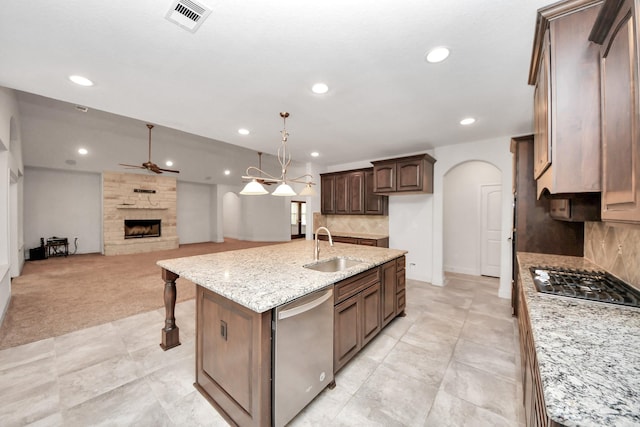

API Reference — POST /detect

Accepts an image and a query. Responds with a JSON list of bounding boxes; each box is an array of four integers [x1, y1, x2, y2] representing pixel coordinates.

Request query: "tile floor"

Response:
[[0, 274, 523, 426]]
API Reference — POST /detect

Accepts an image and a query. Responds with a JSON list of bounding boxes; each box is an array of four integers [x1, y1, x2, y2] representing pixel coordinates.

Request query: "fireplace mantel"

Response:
[[116, 206, 169, 210]]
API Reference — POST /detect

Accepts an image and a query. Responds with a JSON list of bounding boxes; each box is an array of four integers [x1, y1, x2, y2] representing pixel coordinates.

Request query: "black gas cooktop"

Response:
[[530, 267, 640, 308]]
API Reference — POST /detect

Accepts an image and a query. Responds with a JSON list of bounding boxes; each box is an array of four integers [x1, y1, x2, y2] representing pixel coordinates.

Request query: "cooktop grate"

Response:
[[529, 267, 640, 308]]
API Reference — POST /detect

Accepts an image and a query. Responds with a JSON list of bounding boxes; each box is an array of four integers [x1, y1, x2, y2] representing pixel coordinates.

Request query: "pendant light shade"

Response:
[[240, 179, 269, 195], [299, 183, 316, 196], [272, 182, 296, 197]]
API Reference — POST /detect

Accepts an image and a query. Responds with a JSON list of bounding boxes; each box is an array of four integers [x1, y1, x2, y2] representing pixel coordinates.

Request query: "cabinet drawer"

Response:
[[396, 273, 406, 293], [359, 238, 377, 246], [334, 269, 380, 304], [396, 289, 406, 313], [396, 256, 406, 272]]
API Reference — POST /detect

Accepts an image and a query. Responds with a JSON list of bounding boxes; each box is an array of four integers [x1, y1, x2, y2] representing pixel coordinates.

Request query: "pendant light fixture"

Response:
[[240, 112, 316, 196]]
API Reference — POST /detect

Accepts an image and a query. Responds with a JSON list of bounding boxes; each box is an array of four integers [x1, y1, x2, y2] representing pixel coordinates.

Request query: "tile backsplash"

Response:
[[584, 221, 640, 286], [313, 213, 389, 236]]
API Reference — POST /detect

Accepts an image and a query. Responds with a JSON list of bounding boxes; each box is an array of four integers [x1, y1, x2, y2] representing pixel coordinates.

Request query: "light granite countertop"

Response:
[[517, 252, 640, 427], [158, 240, 406, 313]]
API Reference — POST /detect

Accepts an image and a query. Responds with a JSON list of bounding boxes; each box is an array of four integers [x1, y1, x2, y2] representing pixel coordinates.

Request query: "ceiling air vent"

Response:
[[165, 0, 212, 33]]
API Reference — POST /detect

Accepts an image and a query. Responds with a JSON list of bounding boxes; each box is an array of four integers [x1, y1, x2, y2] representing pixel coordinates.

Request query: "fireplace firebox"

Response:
[[124, 219, 161, 239]]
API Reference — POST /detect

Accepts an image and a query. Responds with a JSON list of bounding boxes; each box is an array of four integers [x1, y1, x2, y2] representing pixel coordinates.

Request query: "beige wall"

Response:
[[584, 221, 640, 286]]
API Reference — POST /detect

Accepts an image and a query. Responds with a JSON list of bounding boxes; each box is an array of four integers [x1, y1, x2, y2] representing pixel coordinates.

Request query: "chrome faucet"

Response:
[[314, 227, 333, 261]]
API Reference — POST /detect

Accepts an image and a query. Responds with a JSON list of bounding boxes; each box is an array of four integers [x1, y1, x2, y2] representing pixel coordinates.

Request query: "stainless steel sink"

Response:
[[304, 257, 364, 273]]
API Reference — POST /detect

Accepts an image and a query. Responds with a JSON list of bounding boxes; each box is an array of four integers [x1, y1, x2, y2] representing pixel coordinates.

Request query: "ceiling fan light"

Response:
[[299, 183, 316, 196], [240, 179, 269, 195], [272, 183, 296, 197]]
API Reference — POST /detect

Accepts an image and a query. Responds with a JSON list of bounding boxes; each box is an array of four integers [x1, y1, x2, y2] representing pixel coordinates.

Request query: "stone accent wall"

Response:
[[313, 212, 389, 236], [103, 171, 179, 255], [584, 221, 640, 286]]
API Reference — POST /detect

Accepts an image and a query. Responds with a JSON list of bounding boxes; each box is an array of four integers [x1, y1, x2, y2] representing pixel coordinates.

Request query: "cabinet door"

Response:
[[320, 175, 335, 214], [601, 9, 640, 221], [361, 283, 381, 346], [533, 30, 551, 179], [364, 169, 388, 215], [335, 174, 349, 214], [373, 162, 396, 192], [381, 261, 397, 326], [334, 294, 361, 371], [348, 171, 365, 214], [397, 158, 423, 192]]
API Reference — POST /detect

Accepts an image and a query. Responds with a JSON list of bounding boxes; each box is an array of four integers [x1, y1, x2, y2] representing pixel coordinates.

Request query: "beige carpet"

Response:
[[0, 239, 279, 350]]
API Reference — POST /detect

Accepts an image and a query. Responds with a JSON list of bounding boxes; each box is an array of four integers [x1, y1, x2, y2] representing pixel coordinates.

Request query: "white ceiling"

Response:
[[0, 0, 552, 171]]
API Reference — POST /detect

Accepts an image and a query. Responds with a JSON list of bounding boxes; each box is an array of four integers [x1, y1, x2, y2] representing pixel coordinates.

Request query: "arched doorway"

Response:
[[443, 161, 502, 278]]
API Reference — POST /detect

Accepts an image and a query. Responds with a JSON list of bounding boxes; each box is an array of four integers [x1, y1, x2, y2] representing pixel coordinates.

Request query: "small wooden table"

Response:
[[46, 238, 68, 257]]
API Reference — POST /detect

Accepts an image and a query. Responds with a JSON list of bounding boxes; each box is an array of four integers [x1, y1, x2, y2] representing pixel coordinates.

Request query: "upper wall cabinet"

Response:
[[371, 154, 436, 195], [529, 0, 603, 197], [321, 168, 388, 215], [590, 0, 640, 222]]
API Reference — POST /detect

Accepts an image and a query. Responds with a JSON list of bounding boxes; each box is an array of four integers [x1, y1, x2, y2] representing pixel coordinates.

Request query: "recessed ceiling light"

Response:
[[460, 117, 476, 125], [311, 83, 329, 94], [238, 128, 250, 135], [311, 152, 320, 157], [425, 47, 450, 63], [224, 170, 231, 175], [166, 160, 174, 167], [68, 75, 94, 86], [78, 148, 88, 155]]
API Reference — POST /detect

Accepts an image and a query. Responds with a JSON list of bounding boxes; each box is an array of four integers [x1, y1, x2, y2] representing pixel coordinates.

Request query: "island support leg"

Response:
[[160, 268, 181, 350]]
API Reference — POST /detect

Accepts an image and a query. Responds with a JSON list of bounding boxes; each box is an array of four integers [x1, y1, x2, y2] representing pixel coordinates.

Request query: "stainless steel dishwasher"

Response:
[[273, 286, 334, 427]]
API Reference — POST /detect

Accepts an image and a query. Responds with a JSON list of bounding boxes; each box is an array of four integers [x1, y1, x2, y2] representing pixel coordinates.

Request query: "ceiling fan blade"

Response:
[[257, 178, 276, 185], [119, 163, 145, 169], [157, 167, 180, 173]]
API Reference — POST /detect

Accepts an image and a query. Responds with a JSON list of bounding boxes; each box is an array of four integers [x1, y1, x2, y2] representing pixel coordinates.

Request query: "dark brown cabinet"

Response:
[[196, 286, 272, 427], [364, 169, 388, 215], [590, 0, 640, 223], [321, 174, 336, 214], [529, 0, 602, 197], [333, 268, 380, 372], [334, 173, 349, 214], [321, 168, 387, 215], [333, 257, 405, 372], [381, 260, 397, 327], [372, 154, 436, 194]]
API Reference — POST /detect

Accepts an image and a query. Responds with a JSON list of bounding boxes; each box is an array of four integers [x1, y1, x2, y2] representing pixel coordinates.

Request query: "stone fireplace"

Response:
[[102, 171, 179, 255]]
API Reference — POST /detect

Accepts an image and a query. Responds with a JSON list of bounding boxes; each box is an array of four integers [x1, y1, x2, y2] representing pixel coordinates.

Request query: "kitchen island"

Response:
[[157, 239, 407, 426], [516, 252, 640, 427]]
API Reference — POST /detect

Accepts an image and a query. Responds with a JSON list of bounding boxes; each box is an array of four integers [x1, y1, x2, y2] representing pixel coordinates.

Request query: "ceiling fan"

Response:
[[119, 124, 179, 174]]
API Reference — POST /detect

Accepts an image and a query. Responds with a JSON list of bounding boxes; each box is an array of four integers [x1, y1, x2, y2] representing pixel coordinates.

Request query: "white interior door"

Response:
[[480, 184, 502, 277]]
